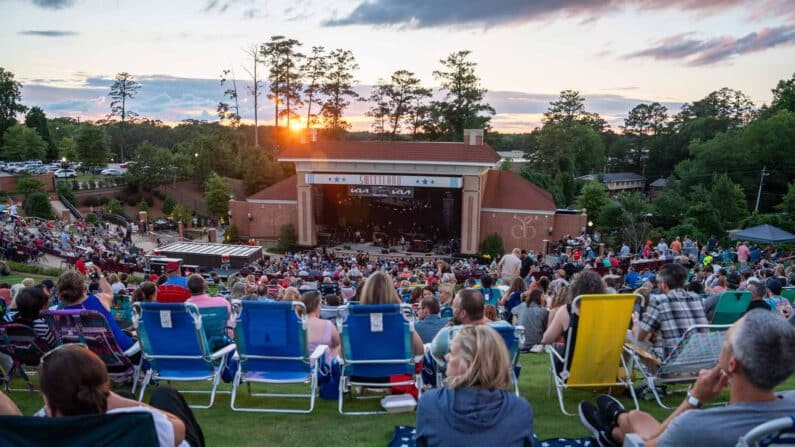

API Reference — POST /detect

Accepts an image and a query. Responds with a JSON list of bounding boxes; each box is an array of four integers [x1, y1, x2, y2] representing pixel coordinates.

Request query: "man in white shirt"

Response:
[[498, 248, 522, 284]]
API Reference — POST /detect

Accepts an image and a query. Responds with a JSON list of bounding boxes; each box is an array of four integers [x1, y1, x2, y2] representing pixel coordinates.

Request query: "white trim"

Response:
[[481, 208, 555, 216], [305, 173, 462, 189], [279, 157, 497, 167], [246, 199, 298, 205]]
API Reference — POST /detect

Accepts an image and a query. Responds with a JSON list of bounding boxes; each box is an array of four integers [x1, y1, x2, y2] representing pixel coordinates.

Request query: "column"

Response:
[[460, 175, 482, 255], [296, 174, 317, 246]]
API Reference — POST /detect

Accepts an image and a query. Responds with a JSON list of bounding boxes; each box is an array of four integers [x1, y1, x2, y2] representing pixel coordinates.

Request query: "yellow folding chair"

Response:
[[545, 293, 641, 415]]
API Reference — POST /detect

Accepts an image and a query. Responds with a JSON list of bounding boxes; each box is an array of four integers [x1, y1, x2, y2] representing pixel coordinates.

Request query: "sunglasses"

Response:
[[40, 342, 88, 365]]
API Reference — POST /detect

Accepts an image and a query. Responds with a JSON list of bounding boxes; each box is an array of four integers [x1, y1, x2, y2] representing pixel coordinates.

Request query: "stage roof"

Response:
[[278, 140, 501, 165], [157, 242, 262, 258]]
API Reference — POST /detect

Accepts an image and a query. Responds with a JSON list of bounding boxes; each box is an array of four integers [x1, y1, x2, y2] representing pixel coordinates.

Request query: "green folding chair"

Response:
[[711, 291, 752, 325], [0, 412, 158, 447], [782, 287, 795, 305]]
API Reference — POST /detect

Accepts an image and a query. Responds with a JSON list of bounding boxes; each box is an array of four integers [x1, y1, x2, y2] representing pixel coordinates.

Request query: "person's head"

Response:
[[15, 287, 48, 320], [360, 271, 399, 305], [422, 286, 435, 300], [508, 277, 525, 294], [409, 286, 423, 304], [766, 277, 783, 296], [39, 344, 109, 416], [511, 248, 521, 257], [283, 286, 300, 302], [131, 281, 157, 303], [716, 276, 727, 288], [324, 293, 341, 307], [480, 276, 493, 288], [720, 310, 795, 392], [301, 290, 321, 315], [484, 305, 498, 321], [230, 281, 246, 298], [56, 271, 86, 305], [656, 263, 688, 291], [21, 278, 35, 288], [40, 279, 55, 294], [537, 276, 550, 292], [569, 270, 606, 301], [438, 283, 455, 304], [526, 289, 544, 306], [686, 280, 704, 294], [452, 288, 484, 324], [418, 296, 440, 319], [186, 274, 206, 295], [165, 261, 180, 277], [106, 273, 118, 285], [445, 325, 512, 391], [748, 280, 766, 300]]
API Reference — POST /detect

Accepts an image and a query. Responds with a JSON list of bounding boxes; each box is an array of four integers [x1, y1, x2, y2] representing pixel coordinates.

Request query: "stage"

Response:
[[154, 242, 262, 268], [325, 241, 454, 260]]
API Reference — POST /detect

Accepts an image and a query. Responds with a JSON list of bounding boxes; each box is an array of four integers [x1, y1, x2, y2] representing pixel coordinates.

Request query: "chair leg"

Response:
[[138, 369, 152, 402], [648, 377, 671, 409], [230, 368, 242, 411]]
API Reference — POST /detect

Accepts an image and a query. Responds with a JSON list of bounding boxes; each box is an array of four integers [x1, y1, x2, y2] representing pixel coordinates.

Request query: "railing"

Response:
[[58, 193, 83, 220]]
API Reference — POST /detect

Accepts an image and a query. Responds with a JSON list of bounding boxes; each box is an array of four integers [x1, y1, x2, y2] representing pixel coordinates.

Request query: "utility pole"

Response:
[[755, 166, 769, 213]]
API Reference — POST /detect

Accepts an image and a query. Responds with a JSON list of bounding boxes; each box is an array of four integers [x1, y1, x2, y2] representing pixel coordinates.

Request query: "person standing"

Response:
[[498, 248, 522, 284]]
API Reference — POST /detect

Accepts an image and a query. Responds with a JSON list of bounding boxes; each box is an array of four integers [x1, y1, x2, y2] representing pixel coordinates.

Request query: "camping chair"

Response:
[[229, 300, 327, 413], [156, 285, 190, 303], [197, 306, 232, 351], [0, 324, 50, 391], [782, 288, 795, 305], [0, 412, 159, 447], [133, 302, 236, 408], [440, 306, 453, 319], [711, 291, 752, 325], [336, 303, 422, 415], [626, 324, 730, 408], [545, 293, 640, 415], [110, 294, 133, 330], [41, 309, 141, 391], [736, 415, 795, 447]]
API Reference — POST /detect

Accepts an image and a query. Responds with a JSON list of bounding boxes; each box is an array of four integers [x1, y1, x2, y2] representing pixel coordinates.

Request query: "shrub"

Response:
[[479, 233, 505, 260], [153, 189, 166, 200], [6, 261, 63, 277], [85, 212, 99, 225], [225, 224, 240, 244], [139, 200, 150, 212], [105, 198, 123, 215], [56, 182, 76, 205], [0, 191, 8, 202], [276, 223, 297, 252], [25, 191, 54, 219], [82, 196, 100, 207], [163, 196, 176, 215], [15, 176, 44, 197]]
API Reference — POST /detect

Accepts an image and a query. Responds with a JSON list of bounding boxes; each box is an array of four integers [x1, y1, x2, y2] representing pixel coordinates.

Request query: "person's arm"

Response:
[[329, 324, 341, 357], [91, 264, 113, 310], [541, 307, 569, 344], [106, 391, 186, 447], [411, 331, 424, 356], [0, 390, 21, 415]]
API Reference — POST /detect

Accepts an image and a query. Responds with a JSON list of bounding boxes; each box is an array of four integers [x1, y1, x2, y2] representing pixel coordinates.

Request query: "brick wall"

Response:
[[229, 200, 298, 240], [0, 173, 55, 195]]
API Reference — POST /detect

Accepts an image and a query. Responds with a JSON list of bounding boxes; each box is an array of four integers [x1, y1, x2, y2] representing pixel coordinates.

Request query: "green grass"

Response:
[[0, 274, 53, 285]]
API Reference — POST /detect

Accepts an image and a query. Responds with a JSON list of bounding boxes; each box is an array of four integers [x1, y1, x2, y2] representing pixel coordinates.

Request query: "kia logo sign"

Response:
[[349, 186, 413, 198]]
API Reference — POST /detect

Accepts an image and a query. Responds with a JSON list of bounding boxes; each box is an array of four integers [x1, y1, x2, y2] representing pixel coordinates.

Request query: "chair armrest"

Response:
[[622, 433, 645, 447], [123, 341, 140, 357], [209, 343, 237, 360], [310, 344, 328, 362]]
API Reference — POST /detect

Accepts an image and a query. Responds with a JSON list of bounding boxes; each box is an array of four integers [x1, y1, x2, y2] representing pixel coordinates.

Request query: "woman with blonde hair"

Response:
[[416, 325, 535, 447], [358, 271, 423, 355]]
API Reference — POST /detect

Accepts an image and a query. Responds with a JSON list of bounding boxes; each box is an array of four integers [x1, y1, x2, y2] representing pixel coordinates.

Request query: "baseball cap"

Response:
[[766, 277, 783, 295], [165, 261, 180, 273], [148, 273, 159, 281]]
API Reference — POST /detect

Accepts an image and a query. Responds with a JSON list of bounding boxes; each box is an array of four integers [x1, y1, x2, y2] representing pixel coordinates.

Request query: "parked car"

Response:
[[100, 168, 123, 176], [153, 218, 177, 231], [54, 169, 77, 178]]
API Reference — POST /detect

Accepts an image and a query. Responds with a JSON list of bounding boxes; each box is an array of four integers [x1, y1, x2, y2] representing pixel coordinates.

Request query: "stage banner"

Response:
[[306, 173, 462, 189], [348, 185, 415, 198]]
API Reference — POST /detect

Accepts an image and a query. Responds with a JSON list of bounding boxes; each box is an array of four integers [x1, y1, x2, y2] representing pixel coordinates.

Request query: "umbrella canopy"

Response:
[[728, 224, 795, 244]]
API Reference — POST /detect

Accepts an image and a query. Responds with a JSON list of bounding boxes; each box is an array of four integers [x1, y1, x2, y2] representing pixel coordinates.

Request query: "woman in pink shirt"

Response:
[[301, 291, 340, 363]]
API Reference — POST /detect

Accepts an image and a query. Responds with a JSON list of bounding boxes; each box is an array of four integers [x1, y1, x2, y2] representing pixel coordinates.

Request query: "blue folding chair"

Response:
[[230, 300, 327, 413], [198, 306, 232, 351], [440, 306, 453, 319], [736, 415, 795, 446], [133, 302, 236, 409], [336, 303, 421, 415]]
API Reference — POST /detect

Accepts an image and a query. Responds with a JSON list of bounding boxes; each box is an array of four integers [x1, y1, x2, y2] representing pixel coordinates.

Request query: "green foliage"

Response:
[[138, 200, 149, 212], [321, 48, 360, 136], [6, 261, 63, 277], [532, 122, 605, 177], [479, 233, 505, 260], [127, 141, 181, 187], [709, 173, 748, 229], [225, 223, 241, 244], [519, 169, 565, 207], [24, 191, 53, 219], [170, 203, 192, 224], [1, 124, 47, 161], [276, 223, 297, 251], [56, 181, 76, 205], [241, 146, 284, 196], [24, 106, 56, 160], [203, 172, 232, 218], [0, 67, 27, 146], [85, 212, 99, 225], [59, 136, 78, 162], [75, 124, 111, 167], [740, 213, 795, 233], [650, 187, 688, 228], [0, 191, 7, 201], [498, 159, 513, 171], [576, 181, 610, 221], [776, 181, 795, 216], [104, 198, 123, 215], [15, 175, 44, 197], [163, 196, 177, 215], [597, 192, 650, 251]]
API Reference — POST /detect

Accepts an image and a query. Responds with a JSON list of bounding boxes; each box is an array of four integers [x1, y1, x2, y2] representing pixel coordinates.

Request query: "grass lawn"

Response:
[[10, 352, 793, 447], [1, 274, 53, 285]]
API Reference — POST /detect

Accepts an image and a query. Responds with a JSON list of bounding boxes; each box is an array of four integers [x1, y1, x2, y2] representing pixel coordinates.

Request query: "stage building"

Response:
[[229, 130, 586, 254]]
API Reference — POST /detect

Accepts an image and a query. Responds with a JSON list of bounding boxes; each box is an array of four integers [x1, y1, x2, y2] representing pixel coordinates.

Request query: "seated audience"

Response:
[[131, 281, 158, 303], [359, 271, 424, 356], [415, 297, 447, 344], [745, 280, 772, 313], [501, 277, 525, 317], [185, 274, 233, 330], [301, 291, 340, 362], [416, 325, 535, 447], [764, 278, 793, 318], [161, 262, 188, 288], [511, 289, 548, 351], [11, 286, 56, 348]]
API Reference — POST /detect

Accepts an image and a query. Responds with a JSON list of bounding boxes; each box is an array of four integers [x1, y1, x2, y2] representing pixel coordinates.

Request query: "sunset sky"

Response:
[[2, 0, 794, 132]]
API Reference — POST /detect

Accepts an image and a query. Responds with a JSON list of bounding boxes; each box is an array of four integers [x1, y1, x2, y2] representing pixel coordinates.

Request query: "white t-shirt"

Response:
[[107, 406, 189, 447], [499, 254, 521, 282]]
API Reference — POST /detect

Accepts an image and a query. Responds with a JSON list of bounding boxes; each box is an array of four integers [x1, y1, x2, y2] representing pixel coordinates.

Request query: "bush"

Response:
[[276, 223, 297, 252], [225, 224, 241, 244], [105, 198, 123, 215], [85, 213, 99, 225], [126, 193, 141, 207], [56, 182, 76, 205], [163, 196, 176, 215], [6, 261, 63, 277], [24, 191, 54, 219], [479, 233, 505, 260], [82, 196, 99, 207], [0, 191, 8, 201], [15, 176, 44, 197], [139, 200, 150, 212]]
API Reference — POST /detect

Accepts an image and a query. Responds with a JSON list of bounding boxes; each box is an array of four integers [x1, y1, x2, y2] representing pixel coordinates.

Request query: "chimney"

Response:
[[463, 129, 484, 146]]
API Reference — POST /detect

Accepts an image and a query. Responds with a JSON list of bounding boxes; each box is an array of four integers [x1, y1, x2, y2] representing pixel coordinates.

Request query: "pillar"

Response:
[[460, 175, 482, 255], [296, 175, 317, 246]]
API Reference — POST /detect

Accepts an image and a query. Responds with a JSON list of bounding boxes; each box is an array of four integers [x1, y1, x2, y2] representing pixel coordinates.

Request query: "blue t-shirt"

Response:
[[163, 275, 188, 288], [65, 294, 134, 350]]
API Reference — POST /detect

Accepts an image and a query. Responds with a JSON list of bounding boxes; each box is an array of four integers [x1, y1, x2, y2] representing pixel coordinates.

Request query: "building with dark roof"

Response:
[[577, 172, 645, 194], [230, 130, 585, 254]]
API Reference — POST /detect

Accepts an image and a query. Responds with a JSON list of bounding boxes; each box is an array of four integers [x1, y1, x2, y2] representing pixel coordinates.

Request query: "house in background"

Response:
[[577, 172, 645, 195], [649, 177, 668, 199], [496, 150, 530, 172]]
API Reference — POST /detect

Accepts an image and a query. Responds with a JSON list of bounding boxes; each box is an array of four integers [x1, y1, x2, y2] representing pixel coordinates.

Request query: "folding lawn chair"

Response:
[[41, 309, 141, 391], [711, 291, 752, 325], [0, 412, 159, 447], [336, 303, 422, 415], [229, 300, 327, 413], [110, 294, 133, 330], [545, 293, 640, 415], [156, 285, 190, 303], [626, 323, 730, 408], [0, 324, 50, 391], [782, 288, 795, 305], [197, 306, 232, 351], [133, 302, 236, 408], [736, 415, 795, 447]]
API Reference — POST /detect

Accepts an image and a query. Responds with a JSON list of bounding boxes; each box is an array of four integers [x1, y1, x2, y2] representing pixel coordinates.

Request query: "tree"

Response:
[[204, 172, 232, 218], [217, 68, 241, 127], [519, 169, 565, 207], [576, 181, 610, 221], [532, 122, 605, 177], [365, 80, 391, 137], [623, 103, 668, 136], [301, 46, 327, 129], [777, 181, 795, 216], [108, 72, 141, 162], [380, 70, 431, 137], [770, 72, 795, 113], [15, 175, 44, 197], [261, 36, 304, 128], [127, 141, 179, 187], [0, 67, 27, 146], [709, 173, 749, 229], [276, 223, 297, 251], [543, 90, 608, 133], [75, 124, 111, 168], [597, 192, 650, 251], [479, 233, 505, 260], [429, 50, 494, 140], [243, 45, 263, 147], [1, 124, 47, 161], [24, 191, 53, 220], [59, 136, 78, 162], [24, 107, 56, 160], [321, 48, 360, 137], [170, 203, 192, 224], [675, 87, 755, 128]]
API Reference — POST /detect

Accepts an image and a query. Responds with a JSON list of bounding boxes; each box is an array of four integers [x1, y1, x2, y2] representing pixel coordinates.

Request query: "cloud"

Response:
[[20, 74, 684, 132], [31, 0, 75, 9], [17, 30, 78, 37], [625, 25, 795, 66], [323, 0, 754, 28]]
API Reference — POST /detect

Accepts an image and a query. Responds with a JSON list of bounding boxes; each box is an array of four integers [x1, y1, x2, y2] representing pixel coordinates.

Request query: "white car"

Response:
[[54, 169, 77, 178], [100, 168, 123, 176]]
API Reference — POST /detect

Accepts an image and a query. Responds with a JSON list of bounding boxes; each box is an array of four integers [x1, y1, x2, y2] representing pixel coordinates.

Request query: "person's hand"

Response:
[[690, 365, 728, 403]]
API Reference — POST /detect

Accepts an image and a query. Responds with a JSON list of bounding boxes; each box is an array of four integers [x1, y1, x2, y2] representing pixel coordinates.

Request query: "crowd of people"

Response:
[[0, 230, 795, 446]]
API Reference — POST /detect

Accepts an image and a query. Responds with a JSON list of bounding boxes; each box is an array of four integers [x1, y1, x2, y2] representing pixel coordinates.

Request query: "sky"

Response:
[[2, 0, 795, 132]]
